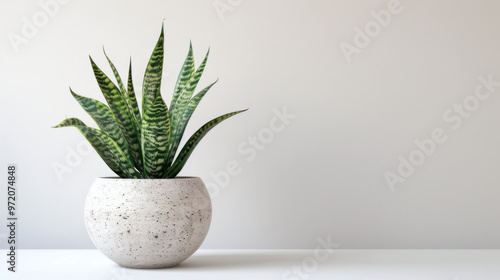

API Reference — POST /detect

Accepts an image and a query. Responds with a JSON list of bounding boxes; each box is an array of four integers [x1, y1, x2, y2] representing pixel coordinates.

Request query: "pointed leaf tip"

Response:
[[165, 109, 247, 178], [89, 55, 97, 67]]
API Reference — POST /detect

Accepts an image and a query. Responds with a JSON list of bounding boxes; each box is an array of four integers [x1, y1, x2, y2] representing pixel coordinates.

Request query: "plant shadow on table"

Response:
[[174, 251, 310, 271]]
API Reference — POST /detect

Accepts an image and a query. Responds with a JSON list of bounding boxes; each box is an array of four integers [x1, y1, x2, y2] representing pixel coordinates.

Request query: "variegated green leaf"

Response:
[[53, 117, 86, 127], [56, 23, 248, 179], [90, 56, 143, 172], [170, 48, 210, 126], [70, 88, 133, 163], [165, 79, 217, 166], [165, 109, 247, 178], [104, 50, 141, 134], [169, 42, 194, 116], [103, 48, 126, 94], [141, 95, 171, 178], [142, 24, 164, 116], [126, 59, 141, 131], [54, 118, 141, 178]]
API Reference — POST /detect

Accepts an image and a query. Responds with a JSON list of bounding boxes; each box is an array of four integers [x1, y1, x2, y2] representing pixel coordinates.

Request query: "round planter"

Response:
[[84, 177, 212, 269]]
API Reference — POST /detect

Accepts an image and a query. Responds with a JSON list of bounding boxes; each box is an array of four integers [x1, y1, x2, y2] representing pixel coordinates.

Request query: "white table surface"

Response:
[[1, 249, 499, 280]]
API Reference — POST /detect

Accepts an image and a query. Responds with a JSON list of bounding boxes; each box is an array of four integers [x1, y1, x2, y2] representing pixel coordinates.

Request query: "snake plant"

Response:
[[54, 24, 246, 179]]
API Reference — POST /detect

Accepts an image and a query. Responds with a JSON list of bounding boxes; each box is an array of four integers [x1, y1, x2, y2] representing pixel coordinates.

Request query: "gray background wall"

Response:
[[1, 0, 500, 249]]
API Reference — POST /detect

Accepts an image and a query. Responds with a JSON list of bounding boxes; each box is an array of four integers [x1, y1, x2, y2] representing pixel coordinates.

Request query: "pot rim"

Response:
[[94, 176, 201, 181]]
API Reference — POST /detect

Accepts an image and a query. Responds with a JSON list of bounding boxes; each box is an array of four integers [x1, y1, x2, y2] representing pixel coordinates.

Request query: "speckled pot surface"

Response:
[[84, 177, 212, 269]]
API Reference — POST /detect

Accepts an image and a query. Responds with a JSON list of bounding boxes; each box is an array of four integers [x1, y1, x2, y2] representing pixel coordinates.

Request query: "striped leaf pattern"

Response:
[[103, 48, 140, 133], [165, 79, 218, 166], [141, 96, 171, 178], [169, 42, 194, 116], [105, 51, 141, 134], [54, 117, 86, 127], [142, 24, 164, 115], [55, 24, 247, 178], [90, 57, 143, 171], [126, 59, 141, 130], [103, 48, 126, 94], [104, 51, 142, 133], [54, 118, 140, 178], [170, 48, 210, 126], [165, 109, 247, 178], [70, 89, 133, 163]]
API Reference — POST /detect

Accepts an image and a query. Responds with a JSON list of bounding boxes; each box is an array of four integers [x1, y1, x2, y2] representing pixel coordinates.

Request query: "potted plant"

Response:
[[54, 24, 246, 268]]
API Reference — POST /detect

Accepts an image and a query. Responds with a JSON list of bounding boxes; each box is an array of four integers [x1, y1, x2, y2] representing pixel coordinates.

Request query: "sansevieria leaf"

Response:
[[90, 56, 143, 172], [55, 23, 247, 179], [103, 48, 126, 94], [166, 79, 218, 166], [170, 48, 210, 127], [170, 42, 194, 116], [70, 88, 133, 163], [142, 24, 164, 116], [126, 59, 141, 130], [165, 109, 247, 178], [141, 95, 171, 178], [54, 118, 140, 178], [104, 51, 141, 133]]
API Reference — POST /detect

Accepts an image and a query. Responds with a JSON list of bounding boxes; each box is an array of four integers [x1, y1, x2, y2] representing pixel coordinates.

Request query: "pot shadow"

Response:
[[172, 250, 308, 271], [171, 250, 497, 271]]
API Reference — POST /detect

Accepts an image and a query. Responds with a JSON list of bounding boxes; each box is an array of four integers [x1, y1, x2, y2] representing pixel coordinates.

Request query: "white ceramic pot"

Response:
[[84, 177, 212, 268]]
